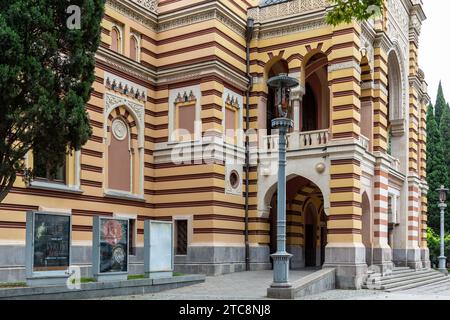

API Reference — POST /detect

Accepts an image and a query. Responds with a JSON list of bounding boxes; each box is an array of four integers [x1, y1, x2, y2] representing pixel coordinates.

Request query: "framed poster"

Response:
[[93, 216, 129, 279], [26, 211, 72, 281], [144, 220, 174, 278]]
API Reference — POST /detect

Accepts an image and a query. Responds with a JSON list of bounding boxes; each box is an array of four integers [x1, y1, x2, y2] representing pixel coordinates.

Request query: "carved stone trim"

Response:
[[249, 0, 329, 22], [105, 72, 147, 102], [112, 119, 129, 141], [105, 93, 145, 146]]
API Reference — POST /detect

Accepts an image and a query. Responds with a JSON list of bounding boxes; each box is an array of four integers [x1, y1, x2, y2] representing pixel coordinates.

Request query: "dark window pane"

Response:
[[175, 220, 188, 255], [33, 151, 66, 183], [129, 219, 136, 256]]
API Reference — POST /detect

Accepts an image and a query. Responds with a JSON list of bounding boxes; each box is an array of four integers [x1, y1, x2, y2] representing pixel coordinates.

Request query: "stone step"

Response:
[[391, 268, 417, 275], [386, 274, 449, 292], [382, 273, 446, 291], [364, 269, 422, 283], [392, 267, 411, 272], [363, 272, 445, 290], [405, 278, 450, 292], [374, 270, 434, 283]]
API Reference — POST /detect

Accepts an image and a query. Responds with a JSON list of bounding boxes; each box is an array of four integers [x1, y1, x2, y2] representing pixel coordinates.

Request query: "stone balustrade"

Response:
[[262, 129, 330, 152]]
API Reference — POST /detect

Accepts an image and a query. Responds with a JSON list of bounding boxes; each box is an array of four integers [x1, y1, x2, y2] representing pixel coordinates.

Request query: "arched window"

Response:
[[302, 53, 330, 132], [108, 118, 131, 192], [130, 35, 139, 61], [111, 27, 121, 53]]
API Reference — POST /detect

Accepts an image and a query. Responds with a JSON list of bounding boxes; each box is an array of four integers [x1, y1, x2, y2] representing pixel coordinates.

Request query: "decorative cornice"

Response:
[[248, 0, 329, 23], [106, 0, 157, 30], [255, 14, 328, 40]]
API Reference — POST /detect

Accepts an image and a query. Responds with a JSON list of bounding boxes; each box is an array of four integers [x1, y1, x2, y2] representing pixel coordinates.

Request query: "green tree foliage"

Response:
[[440, 104, 450, 211], [326, 0, 383, 26], [426, 227, 450, 268], [435, 81, 446, 126], [426, 104, 449, 231], [440, 105, 450, 172], [0, 0, 105, 202]]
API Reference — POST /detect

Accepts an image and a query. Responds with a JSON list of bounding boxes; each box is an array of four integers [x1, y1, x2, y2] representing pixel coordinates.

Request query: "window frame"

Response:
[[174, 218, 189, 256]]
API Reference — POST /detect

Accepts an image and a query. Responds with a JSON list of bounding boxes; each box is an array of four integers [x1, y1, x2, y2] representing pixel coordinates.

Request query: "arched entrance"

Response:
[[268, 175, 327, 269]]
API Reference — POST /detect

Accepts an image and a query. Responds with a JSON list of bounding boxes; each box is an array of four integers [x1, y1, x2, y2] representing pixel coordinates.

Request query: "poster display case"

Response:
[[25, 211, 72, 286], [144, 220, 174, 279], [93, 216, 129, 282]]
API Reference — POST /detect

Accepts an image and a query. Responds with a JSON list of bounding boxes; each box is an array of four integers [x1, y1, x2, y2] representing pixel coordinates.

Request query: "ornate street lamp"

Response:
[[437, 185, 449, 274], [267, 73, 299, 292]]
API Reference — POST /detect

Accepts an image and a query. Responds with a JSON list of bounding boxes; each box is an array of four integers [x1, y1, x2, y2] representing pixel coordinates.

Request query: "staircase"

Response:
[[363, 267, 450, 292]]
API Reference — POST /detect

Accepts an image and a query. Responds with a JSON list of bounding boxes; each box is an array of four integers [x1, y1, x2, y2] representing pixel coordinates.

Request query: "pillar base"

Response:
[[371, 246, 394, 275], [421, 248, 431, 269], [322, 246, 367, 289], [393, 248, 423, 269], [270, 252, 292, 285]]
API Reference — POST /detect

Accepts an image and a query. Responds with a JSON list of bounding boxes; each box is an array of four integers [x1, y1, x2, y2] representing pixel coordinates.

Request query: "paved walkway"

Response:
[[101, 270, 450, 300], [102, 270, 316, 300]]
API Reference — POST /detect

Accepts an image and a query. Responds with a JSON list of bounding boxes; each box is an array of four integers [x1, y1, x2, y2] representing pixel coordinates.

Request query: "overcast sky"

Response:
[[419, 0, 449, 104]]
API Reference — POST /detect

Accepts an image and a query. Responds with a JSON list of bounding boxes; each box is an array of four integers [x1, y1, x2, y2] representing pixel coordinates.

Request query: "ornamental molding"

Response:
[[129, 0, 158, 13], [223, 88, 243, 110], [106, 0, 157, 30], [157, 8, 245, 36], [175, 90, 197, 104], [104, 72, 147, 102], [157, 60, 249, 90], [385, 0, 409, 58], [96, 46, 156, 84], [112, 119, 129, 141], [105, 93, 145, 146], [256, 17, 327, 40], [248, 0, 329, 23], [328, 60, 361, 74]]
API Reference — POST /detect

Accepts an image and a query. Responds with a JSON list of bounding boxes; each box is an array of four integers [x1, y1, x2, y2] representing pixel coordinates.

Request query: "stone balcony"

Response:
[[260, 129, 373, 154], [262, 129, 330, 152]]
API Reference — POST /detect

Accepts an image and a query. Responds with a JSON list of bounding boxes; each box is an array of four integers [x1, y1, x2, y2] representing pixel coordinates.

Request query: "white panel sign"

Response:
[[144, 220, 174, 278]]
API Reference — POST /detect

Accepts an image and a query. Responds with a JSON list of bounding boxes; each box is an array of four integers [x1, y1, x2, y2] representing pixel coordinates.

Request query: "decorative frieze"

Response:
[[129, 0, 158, 13], [175, 91, 197, 104], [257, 19, 327, 40], [104, 72, 147, 103], [249, 0, 329, 22]]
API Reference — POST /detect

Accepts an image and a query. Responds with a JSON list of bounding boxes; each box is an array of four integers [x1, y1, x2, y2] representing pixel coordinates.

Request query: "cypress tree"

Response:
[[435, 81, 446, 126], [426, 104, 449, 231], [440, 104, 450, 214], [0, 0, 105, 202]]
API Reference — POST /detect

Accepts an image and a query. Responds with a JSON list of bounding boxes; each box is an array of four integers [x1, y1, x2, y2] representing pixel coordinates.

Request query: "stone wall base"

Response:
[[0, 245, 271, 282], [393, 248, 425, 269], [322, 246, 367, 289], [287, 245, 304, 270], [421, 248, 431, 269]]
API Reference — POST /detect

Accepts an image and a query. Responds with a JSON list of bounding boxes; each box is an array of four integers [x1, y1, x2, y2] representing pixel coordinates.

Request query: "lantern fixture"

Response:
[[267, 73, 299, 119], [437, 185, 448, 204]]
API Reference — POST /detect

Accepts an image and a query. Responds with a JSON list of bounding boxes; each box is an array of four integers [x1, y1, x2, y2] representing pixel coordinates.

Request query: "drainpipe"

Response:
[[244, 17, 255, 272]]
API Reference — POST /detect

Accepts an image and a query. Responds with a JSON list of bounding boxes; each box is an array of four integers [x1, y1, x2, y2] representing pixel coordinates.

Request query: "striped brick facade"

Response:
[[0, 0, 430, 288]]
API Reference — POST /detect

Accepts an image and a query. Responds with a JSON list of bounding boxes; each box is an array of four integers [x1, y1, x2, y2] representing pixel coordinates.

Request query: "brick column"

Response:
[[322, 24, 367, 289], [372, 156, 394, 273]]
